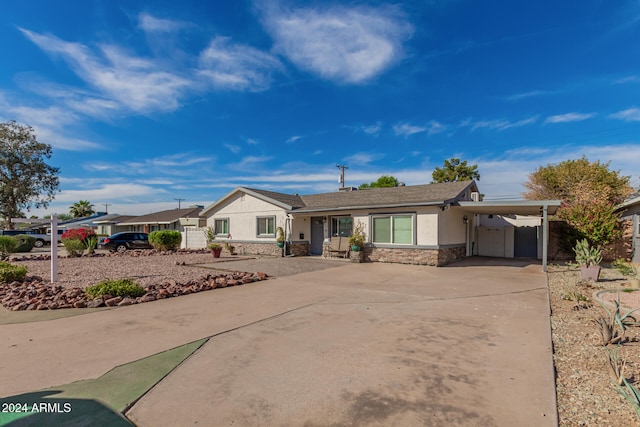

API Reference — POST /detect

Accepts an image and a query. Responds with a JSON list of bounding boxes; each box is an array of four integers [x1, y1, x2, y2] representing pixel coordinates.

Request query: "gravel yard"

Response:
[[549, 264, 640, 426]]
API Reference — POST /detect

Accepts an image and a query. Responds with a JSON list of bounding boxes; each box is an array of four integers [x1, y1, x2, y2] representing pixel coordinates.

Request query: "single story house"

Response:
[[616, 195, 640, 263], [118, 206, 205, 234], [92, 214, 138, 236], [201, 181, 561, 269]]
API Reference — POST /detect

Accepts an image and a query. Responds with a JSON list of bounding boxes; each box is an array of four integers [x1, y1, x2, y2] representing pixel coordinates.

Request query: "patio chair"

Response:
[[326, 236, 349, 258]]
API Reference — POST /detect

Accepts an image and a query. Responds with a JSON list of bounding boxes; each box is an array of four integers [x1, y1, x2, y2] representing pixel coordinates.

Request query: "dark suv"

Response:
[[101, 232, 153, 252]]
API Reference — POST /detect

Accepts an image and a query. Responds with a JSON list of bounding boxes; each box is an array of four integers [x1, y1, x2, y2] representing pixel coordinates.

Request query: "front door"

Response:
[[310, 217, 325, 255]]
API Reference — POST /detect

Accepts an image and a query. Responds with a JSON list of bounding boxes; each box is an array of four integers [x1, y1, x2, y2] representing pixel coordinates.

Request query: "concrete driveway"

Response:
[[1, 259, 557, 426]]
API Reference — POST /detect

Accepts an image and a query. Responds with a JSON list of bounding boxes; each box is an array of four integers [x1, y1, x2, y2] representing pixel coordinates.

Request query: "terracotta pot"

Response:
[[580, 265, 601, 281], [211, 248, 222, 258]]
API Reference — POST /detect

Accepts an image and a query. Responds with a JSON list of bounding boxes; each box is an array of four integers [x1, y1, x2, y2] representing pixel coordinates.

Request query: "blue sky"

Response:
[[2, 0, 640, 216]]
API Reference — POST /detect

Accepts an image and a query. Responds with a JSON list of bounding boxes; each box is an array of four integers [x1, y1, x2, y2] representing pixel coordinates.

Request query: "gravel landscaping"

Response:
[[548, 263, 640, 426]]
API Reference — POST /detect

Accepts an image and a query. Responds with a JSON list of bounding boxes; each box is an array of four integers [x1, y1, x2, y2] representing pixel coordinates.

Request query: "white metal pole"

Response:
[[51, 214, 58, 283]]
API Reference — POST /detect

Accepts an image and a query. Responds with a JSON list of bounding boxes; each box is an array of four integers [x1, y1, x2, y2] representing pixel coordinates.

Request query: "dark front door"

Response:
[[514, 226, 538, 258], [310, 217, 325, 255]]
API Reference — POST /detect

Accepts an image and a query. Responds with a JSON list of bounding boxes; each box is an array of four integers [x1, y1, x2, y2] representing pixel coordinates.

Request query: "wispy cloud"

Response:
[[393, 122, 427, 138], [224, 144, 241, 154], [544, 112, 596, 124], [198, 36, 284, 92], [20, 28, 193, 114], [138, 13, 188, 33], [84, 153, 214, 175], [609, 107, 640, 121], [259, 3, 413, 84], [471, 116, 538, 131], [344, 152, 384, 165], [426, 120, 446, 135], [286, 135, 302, 144], [503, 90, 547, 101]]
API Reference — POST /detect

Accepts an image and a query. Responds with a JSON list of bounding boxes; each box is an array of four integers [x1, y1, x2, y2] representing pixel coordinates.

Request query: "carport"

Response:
[[457, 200, 561, 271]]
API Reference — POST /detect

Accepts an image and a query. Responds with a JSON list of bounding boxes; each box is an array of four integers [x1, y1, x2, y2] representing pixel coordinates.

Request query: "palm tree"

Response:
[[69, 200, 95, 218]]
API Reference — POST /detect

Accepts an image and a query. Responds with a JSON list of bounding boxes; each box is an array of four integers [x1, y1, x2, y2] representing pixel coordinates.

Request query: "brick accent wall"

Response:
[[230, 241, 310, 257], [362, 245, 466, 267]]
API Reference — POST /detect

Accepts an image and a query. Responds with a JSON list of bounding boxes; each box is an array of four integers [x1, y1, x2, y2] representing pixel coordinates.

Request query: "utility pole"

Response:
[[102, 203, 112, 213], [175, 198, 186, 209], [337, 163, 348, 189]]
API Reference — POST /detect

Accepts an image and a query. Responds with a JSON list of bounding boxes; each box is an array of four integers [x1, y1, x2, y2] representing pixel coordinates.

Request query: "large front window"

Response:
[[373, 215, 413, 244], [214, 218, 229, 236], [331, 216, 353, 237], [257, 216, 275, 237]]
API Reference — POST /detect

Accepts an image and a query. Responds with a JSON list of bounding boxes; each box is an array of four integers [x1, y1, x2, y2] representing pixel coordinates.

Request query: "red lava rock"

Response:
[[0, 269, 269, 311]]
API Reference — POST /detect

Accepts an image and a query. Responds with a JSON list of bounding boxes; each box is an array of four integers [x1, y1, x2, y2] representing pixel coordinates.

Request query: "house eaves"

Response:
[[458, 200, 561, 216], [290, 201, 446, 214]]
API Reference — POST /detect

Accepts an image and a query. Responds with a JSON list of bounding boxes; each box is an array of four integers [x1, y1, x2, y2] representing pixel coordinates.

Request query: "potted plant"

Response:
[[348, 221, 366, 252], [207, 242, 222, 258], [224, 241, 236, 255], [276, 226, 285, 248], [573, 239, 602, 281]]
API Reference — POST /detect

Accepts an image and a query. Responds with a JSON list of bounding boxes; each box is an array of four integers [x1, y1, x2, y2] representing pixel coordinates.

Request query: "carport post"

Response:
[[542, 205, 548, 272], [11, 215, 59, 283]]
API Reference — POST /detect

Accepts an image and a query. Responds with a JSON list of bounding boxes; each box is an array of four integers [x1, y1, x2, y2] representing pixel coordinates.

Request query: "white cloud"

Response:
[[138, 13, 187, 33], [259, 3, 413, 84], [286, 135, 302, 144], [344, 152, 384, 165], [56, 183, 163, 203], [544, 112, 596, 124], [609, 107, 640, 121], [471, 116, 538, 131], [225, 144, 242, 154], [20, 28, 193, 114], [426, 120, 446, 135], [393, 122, 427, 138], [362, 122, 382, 135], [198, 36, 284, 92]]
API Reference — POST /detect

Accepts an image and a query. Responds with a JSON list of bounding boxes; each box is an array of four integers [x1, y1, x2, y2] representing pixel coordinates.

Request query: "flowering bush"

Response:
[[61, 228, 96, 242], [61, 228, 97, 257]]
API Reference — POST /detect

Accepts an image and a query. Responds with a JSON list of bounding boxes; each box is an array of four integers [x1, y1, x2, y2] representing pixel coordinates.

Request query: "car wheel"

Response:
[[115, 244, 127, 253], [34, 239, 45, 248]]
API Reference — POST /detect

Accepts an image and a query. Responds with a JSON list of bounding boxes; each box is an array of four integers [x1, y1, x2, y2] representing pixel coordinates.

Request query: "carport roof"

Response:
[[458, 200, 561, 215]]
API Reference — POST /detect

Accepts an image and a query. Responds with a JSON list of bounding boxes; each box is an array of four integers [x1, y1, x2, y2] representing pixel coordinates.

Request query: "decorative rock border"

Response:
[[0, 271, 268, 311]]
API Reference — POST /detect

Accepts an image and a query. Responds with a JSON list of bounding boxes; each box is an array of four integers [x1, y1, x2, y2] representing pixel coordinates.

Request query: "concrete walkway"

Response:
[[1, 260, 557, 426]]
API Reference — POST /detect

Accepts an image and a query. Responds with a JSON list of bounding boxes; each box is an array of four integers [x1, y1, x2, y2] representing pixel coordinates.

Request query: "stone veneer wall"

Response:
[[363, 245, 466, 267], [230, 241, 310, 257]]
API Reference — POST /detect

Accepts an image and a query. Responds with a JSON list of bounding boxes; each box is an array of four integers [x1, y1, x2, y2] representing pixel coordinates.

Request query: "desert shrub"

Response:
[[148, 230, 182, 251], [0, 261, 27, 283], [84, 236, 98, 254], [62, 239, 85, 257], [61, 228, 96, 257], [13, 234, 36, 253], [85, 278, 145, 299], [0, 236, 18, 260]]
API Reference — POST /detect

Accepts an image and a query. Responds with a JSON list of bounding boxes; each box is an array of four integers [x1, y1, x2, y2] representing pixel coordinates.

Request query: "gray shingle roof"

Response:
[[119, 207, 202, 225], [243, 188, 306, 209], [295, 181, 477, 212]]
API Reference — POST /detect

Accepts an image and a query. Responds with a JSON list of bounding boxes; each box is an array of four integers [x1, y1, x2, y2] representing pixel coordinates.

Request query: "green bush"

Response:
[[85, 278, 145, 299], [148, 230, 182, 251], [62, 239, 85, 257], [0, 261, 27, 283], [13, 234, 36, 253], [0, 236, 18, 260]]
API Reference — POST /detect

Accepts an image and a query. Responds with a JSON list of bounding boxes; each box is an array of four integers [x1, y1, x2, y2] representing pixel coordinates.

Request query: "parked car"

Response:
[[101, 232, 153, 252], [0, 230, 57, 248]]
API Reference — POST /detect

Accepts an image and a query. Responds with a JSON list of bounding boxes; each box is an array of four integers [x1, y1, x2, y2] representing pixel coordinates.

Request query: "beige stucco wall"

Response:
[[437, 208, 466, 245], [206, 193, 288, 242]]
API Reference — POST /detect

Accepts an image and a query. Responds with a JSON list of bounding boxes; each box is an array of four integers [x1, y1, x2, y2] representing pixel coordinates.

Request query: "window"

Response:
[[372, 215, 413, 244], [257, 216, 275, 237], [331, 216, 353, 237], [214, 218, 229, 236]]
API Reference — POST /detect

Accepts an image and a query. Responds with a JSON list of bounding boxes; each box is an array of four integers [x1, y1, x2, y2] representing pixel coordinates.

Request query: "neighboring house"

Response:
[[92, 214, 138, 236], [56, 212, 110, 233], [616, 195, 640, 263], [201, 181, 561, 269], [118, 207, 205, 234]]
